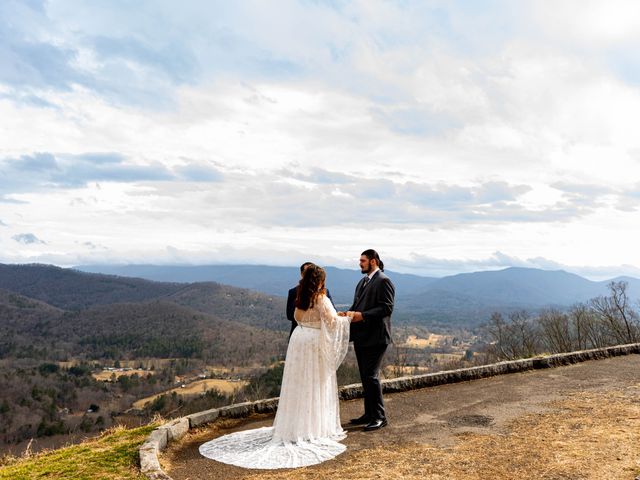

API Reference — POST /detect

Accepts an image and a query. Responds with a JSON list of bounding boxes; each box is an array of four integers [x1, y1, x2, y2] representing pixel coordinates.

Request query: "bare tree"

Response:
[[569, 303, 608, 349], [510, 310, 539, 357], [485, 310, 539, 360], [590, 281, 639, 344], [485, 312, 511, 360], [245, 376, 269, 401], [390, 345, 409, 378], [538, 308, 572, 353]]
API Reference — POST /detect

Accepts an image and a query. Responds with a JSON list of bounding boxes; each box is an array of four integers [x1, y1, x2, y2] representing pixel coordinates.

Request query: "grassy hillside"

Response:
[[0, 423, 158, 480]]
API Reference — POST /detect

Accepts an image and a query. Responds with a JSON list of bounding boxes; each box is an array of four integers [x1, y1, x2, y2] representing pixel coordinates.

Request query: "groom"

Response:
[[342, 249, 395, 431]]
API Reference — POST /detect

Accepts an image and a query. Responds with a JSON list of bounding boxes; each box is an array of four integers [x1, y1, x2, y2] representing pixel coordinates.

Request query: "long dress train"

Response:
[[199, 294, 351, 469]]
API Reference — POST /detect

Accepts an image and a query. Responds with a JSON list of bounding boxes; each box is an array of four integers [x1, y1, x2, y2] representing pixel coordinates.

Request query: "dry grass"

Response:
[[0, 423, 159, 479], [205, 365, 261, 376], [133, 379, 247, 408], [92, 369, 153, 381], [240, 386, 640, 480], [176, 379, 247, 395], [382, 365, 432, 376], [403, 334, 452, 349], [430, 353, 464, 363]]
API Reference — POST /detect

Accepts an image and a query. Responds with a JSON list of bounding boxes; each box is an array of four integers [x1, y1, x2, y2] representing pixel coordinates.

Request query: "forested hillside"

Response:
[[0, 264, 183, 310], [0, 264, 290, 452]]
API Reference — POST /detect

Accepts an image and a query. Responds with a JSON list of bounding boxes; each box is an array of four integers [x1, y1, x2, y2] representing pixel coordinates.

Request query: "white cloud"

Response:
[[1, 1, 640, 276], [530, 0, 640, 45]]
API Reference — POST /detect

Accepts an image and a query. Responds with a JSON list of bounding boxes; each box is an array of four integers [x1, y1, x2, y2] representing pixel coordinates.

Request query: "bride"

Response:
[[199, 264, 356, 469]]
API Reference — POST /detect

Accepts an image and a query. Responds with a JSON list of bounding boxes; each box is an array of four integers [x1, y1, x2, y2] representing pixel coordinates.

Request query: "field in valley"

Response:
[[132, 379, 248, 409]]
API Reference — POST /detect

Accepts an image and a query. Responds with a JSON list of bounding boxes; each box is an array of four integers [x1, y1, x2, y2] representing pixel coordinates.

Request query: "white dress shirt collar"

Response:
[[367, 267, 380, 280]]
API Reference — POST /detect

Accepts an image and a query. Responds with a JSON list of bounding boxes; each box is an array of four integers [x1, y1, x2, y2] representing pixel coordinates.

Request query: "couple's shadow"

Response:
[[340, 420, 378, 431], [342, 423, 361, 431]]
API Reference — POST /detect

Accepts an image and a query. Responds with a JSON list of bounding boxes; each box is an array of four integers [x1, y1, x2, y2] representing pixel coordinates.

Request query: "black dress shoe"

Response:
[[363, 418, 388, 431], [349, 415, 370, 425]]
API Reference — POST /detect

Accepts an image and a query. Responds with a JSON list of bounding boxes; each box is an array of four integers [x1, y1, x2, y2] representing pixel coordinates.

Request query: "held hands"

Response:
[[341, 311, 363, 322]]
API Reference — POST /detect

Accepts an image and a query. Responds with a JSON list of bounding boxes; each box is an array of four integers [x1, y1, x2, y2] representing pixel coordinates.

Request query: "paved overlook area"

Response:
[[161, 355, 640, 480]]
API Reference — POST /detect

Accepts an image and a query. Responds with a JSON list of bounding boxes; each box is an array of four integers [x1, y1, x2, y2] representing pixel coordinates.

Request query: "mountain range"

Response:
[[2, 263, 638, 334], [75, 264, 438, 305], [77, 263, 640, 318]]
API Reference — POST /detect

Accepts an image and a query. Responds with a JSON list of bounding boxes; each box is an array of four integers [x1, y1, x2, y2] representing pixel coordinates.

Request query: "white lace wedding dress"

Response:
[[199, 294, 351, 469]]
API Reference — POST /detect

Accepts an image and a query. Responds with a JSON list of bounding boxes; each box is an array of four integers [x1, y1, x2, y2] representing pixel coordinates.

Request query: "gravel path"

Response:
[[161, 354, 640, 479]]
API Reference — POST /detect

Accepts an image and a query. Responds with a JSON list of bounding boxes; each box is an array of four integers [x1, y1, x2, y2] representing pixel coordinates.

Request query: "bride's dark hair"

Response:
[[295, 264, 326, 310]]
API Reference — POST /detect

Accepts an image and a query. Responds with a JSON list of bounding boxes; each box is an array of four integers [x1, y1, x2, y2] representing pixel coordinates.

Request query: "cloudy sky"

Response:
[[1, 0, 640, 279]]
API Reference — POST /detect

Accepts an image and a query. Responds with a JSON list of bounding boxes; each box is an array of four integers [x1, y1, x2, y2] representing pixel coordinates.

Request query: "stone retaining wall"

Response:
[[139, 343, 640, 479]]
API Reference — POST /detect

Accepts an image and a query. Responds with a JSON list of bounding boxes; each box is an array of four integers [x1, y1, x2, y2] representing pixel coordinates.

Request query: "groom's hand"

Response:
[[350, 311, 364, 322]]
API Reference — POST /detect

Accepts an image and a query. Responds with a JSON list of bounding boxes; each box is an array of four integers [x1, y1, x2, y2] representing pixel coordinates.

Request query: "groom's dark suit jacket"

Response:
[[349, 270, 395, 347]]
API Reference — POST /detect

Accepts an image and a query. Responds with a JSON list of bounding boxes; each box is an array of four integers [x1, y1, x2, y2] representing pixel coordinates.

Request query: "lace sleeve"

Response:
[[319, 295, 350, 370]]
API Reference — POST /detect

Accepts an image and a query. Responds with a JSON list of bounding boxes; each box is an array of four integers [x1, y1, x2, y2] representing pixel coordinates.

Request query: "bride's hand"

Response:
[[337, 311, 347, 316]]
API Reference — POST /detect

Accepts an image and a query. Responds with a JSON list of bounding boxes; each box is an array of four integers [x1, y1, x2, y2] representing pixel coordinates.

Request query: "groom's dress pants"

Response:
[[354, 343, 389, 421]]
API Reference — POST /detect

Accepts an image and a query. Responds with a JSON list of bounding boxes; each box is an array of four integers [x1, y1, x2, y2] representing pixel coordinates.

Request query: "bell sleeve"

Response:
[[319, 294, 351, 370]]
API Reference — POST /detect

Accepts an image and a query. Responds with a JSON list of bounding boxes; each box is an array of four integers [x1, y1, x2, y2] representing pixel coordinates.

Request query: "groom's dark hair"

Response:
[[300, 261, 315, 273], [361, 249, 384, 271]]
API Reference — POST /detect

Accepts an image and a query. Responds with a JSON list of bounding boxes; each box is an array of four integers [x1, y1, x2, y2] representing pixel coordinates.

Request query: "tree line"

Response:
[[484, 281, 640, 360]]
